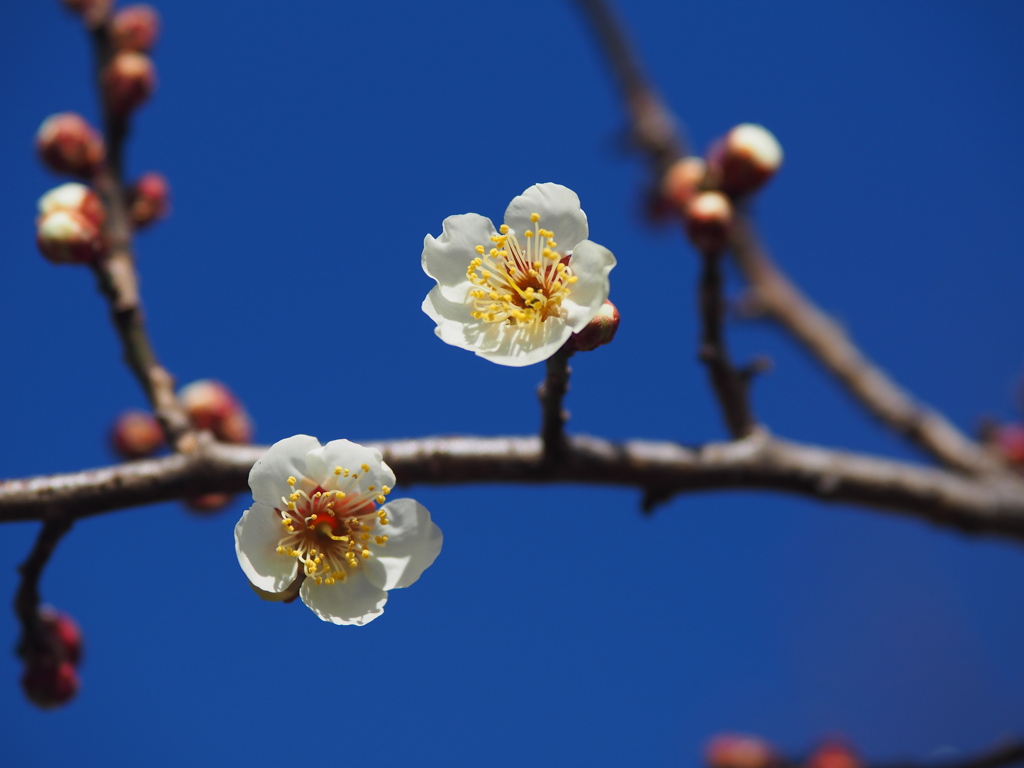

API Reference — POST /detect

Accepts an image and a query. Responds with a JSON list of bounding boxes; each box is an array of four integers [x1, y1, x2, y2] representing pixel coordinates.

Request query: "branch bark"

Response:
[[3, 434, 1024, 540]]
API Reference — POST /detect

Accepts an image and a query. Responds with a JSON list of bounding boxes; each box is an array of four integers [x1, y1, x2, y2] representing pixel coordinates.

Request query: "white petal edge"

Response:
[[475, 316, 574, 367], [563, 239, 616, 330], [373, 498, 443, 590], [422, 213, 497, 302], [305, 439, 396, 495], [235, 502, 299, 593], [248, 435, 323, 508], [300, 570, 388, 626], [504, 183, 588, 252], [423, 286, 507, 355]]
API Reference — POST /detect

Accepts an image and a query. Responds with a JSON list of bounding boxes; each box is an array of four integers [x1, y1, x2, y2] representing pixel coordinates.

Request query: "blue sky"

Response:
[[2, 1, 1023, 766]]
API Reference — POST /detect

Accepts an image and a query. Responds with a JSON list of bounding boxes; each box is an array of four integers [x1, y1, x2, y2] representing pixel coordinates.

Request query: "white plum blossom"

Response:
[[422, 183, 616, 367], [235, 435, 442, 626]]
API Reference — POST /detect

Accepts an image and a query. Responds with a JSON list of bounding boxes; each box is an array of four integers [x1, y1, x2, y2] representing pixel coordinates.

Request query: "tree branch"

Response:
[[14, 517, 73, 661], [2, 434, 1024, 540], [538, 343, 575, 460], [728, 213, 1006, 477], [87, 20, 194, 452]]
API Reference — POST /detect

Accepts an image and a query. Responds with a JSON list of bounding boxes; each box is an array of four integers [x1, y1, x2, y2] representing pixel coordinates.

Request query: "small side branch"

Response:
[[87, 21, 194, 451], [699, 251, 757, 438], [538, 344, 575, 460], [869, 741, 1024, 768], [14, 518, 73, 661], [728, 214, 1005, 477]]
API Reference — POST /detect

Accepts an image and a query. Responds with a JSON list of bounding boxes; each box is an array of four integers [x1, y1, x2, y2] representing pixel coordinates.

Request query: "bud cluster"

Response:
[[662, 123, 783, 255], [20, 607, 84, 709], [704, 734, 861, 768], [36, 113, 106, 178], [128, 171, 170, 227], [573, 300, 620, 352], [110, 408, 165, 459]]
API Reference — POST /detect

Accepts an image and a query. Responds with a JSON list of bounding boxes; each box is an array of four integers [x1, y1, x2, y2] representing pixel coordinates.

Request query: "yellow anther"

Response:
[[475, 244, 485, 254], [287, 476, 296, 486], [380, 518, 389, 526], [287, 502, 296, 511], [361, 463, 370, 472], [376, 495, 386, 504], [499, 224, 509, 234], [276, 546, 285, 554], [368, 485, 375, 492], [524, 230, 534, 238], [334, 466, 343, 475], [530, 212, 540, 222], [360, 549, 371, 560], [335, 491, 345, 499]]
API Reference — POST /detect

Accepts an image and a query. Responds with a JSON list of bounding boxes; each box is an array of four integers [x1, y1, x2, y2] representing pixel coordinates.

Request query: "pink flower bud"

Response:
[[185, 493, 235, 514], [685, 191, 733, 254], [38, 182, 106, 227], [705, 734, 778, 768], [995, 424, 1024, 465], [36, 209, 106, 264], [102, 51, 156, 114], [573, 300, 620, 352], [37, 606, 83, 667], [708, 123, 783, 197], [662, 156, 707, 207], [127, 172, 170, 228], [111, 4, 160, 52], [22, 659, 79, 709], [35, 113, 106, 177], [60, 0, 111, 28], [110, 409, 165, 459], [807, 741, 860, 768], [180, 379, 253, 443]]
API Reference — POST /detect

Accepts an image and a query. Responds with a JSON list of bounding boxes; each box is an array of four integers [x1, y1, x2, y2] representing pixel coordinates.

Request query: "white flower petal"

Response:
[[504, 183, 588, 251], [248, 435, 323, 507], [234, 502, 299, 593], [373, 498, 443, 590], [422, 213, 497, 301], [476, 317, 573, 367], [300, 570, 388, 626], [305, 439, 396, 494], [423, 286, 507, 355], [563, 239, 616, 330]]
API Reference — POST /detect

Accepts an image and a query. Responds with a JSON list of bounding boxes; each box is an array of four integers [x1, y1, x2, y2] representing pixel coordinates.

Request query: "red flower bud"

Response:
[[573, 300, 620, 352], [127, 172, 170, 228], [36, 209, 106, 264], [37, 606, 83, 667], [708, 123, 783, 197], [35, 113, 106, 178], [806, 741, 860, 768], [38, 182, 106, 227], [995, 424, 1024, 465], [180, 379, 254, 443], [110, 409, 165, 459], [102, 51, 156, 114], [22, 659, 79, 709], [111, 4, 161, 52], [662, 156, 707, 208], [705, 734, 778, 768], [685, 191, 733, 254], [60, 0, 111, 28], [185, 493, 235, 514]]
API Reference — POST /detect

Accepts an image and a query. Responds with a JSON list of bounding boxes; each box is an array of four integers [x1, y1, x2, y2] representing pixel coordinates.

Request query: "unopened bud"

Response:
[[185, 493, 234, 514], [60, 0, 111, 28], [708, 123, 783, 196], [111, 5, 160, 52], [128, 172, 170, 228], [36, 113, 106, 177], [22, 659, 79, 709], [37, 606, 83, 667], [102, 51, 156, 114], [180, 379, 253, 443], [110, 409, 165, 459], [573, 300, 620, 352], [996, 424, 1024, 466], [705, 734, 778, 768], [685, 191, 733, 254], [38, 183, 106, 227], [662, 156, 707, 207], [36, 209, 105, 264], [807, 741, 860, 768]]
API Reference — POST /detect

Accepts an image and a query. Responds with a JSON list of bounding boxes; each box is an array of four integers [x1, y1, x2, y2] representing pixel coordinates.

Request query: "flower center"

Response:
[[273, 465, 393, 586], [466, 212, 579, 328]]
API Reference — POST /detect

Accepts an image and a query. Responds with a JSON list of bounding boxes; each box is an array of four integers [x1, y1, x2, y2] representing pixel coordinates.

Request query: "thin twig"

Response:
[[538, 343, 575, 460], [870, 741, 1024, 768], [728, 213, 1006, 477], [14, 518, 73, 661], [3, 435, 1024, 540], [699, 250, 758, 438], [87, 21, 194, 452]]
